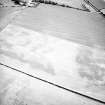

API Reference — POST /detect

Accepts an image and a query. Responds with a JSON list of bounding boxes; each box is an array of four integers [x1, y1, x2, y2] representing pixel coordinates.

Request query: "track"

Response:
[[0, 62, 105, 104]]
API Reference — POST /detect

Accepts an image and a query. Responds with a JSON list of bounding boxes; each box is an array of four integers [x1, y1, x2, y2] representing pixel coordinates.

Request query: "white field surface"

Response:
[[11, 4, 105, 49], [0, 3, 105, 103], [0, 23, 105, 102], [0, 65, 104, 105]]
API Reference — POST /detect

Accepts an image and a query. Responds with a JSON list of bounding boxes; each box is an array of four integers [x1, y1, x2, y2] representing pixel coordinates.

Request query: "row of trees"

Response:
[[33, 0, 71, 8], [11, 0, 70, 7]]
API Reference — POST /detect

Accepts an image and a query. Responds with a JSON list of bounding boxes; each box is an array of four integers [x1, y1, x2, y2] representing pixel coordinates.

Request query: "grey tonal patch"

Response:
[[0, 66, 17, 105], [76, 47, 105, 87], [0, 50, 55, 75], [0, 25, 55, 75]]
